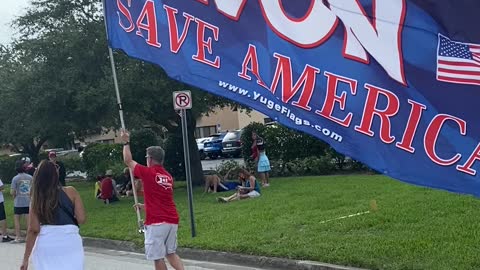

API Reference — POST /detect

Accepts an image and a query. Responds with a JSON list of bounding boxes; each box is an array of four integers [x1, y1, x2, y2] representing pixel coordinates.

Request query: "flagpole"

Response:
[[102, 0, 144, 233]]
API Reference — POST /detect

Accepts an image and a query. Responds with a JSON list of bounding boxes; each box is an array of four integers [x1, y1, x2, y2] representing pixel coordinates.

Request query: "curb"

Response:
[[82, 237, 367, 270]]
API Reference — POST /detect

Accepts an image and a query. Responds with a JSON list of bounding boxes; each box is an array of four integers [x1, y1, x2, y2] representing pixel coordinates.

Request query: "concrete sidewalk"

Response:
[[4, 229, 366, 270], [0, 243, 267, 270], [83, 237, 367, 270]]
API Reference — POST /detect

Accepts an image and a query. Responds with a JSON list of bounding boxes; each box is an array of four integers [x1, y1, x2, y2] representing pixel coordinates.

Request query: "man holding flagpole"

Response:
[[121, 129, 185, 270]]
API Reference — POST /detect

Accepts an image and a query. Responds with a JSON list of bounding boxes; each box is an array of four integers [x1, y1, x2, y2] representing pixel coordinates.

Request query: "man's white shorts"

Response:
[[247, 190, 261, 198], [144, 223, 178, 261]]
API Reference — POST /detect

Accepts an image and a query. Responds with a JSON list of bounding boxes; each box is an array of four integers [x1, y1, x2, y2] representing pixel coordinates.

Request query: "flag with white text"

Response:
[[104, 0, 480, 196]]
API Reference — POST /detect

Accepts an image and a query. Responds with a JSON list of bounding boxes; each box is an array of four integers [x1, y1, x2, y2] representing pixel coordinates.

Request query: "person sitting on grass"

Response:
[[94, 175, 103, 199], [100, 170, 119, 204], [125, 178, 143, 197], [204, 168, 239, 193], [217, 168, 261, 203], [118, 167, 132, 196]]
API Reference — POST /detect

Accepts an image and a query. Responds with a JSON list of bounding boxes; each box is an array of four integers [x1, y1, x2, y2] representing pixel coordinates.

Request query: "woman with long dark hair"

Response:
[[217, 168, 261, 203], [20, 160, 86, 270]]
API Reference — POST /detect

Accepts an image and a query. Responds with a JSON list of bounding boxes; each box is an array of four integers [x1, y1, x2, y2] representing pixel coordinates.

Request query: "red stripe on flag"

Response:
[[438, 76, 480, 85], [473, 53, 480, 63], [438, 59, 480, 67], [437, 68, 480, 76]]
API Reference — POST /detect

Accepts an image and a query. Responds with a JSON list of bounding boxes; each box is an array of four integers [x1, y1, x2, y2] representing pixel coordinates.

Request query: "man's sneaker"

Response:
[[10, 238, 24, 244], [2, 235, 14, 242]]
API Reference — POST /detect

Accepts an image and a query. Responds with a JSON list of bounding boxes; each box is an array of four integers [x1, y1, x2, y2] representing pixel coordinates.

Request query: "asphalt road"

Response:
[[0, 243, 265, 270]]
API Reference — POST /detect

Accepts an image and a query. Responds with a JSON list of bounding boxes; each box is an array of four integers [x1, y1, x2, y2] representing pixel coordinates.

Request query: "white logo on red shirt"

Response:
[[155, 174, 173, 190]]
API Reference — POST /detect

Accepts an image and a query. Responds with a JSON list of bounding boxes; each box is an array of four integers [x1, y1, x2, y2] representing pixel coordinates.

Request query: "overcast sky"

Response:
[[0, 0, 29, 45]]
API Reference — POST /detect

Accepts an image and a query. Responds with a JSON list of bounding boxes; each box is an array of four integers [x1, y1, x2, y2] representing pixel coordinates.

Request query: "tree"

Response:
[[1, 0, 240, 183], [0, 46, 57, 163], [0, 0, 115, 163], [130, 128, 161, 165], [99, 54, 239, 184]]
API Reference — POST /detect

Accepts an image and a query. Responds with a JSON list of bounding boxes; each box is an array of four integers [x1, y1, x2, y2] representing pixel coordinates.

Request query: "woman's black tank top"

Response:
[[53, 189, 78, 226]]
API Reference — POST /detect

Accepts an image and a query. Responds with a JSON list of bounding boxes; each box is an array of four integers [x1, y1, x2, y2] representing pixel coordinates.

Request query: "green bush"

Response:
[[163, 133, 182, 180], [238, 122, 377, 177], [240, 122, 267, 161], [267, 159, 287, 177], [58, 155, 85, 174], [130, 128, 161, 165], [0, 155, 21, 184], [82, 143, 123, 179], [263, 124, 329, 162], [280, 157, 335, 176], [345, 157, 377, 174], [216, 159, 243, 179], [241, 122, 329, 164], [303, 156, 337, 175]]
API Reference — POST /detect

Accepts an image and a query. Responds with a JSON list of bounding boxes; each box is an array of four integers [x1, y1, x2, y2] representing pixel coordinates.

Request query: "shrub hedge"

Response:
[[238, 122, 374, 176], [81, 129, 163, 180], [241, 122, 330, 163], [82, 143, 124, 179], [75, 124, 374, 182], [0, 155, 21, 184]]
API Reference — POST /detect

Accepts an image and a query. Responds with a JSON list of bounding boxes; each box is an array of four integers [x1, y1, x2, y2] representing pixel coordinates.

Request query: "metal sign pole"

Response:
[[180, 109, 196, 237]]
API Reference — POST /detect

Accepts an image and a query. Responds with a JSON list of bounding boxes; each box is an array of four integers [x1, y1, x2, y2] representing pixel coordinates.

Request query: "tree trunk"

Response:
[[186, 110, 203, 186], [21, 138, 48, 166]]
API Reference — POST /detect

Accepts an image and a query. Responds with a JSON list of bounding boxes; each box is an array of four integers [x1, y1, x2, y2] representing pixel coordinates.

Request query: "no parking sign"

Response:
[[172, 89, 196, 237], [173, 90, 192, 110]]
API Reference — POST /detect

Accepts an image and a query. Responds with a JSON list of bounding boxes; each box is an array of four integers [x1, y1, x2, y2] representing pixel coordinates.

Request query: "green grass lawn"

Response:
[[2, 175, 480, 270]]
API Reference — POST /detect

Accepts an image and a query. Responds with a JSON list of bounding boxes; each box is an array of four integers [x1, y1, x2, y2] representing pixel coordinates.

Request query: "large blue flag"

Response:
[[104, 0, 480, 196]]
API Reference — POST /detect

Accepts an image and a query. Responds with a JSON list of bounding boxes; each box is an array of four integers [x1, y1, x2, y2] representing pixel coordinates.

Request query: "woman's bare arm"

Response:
[[22, 209, 40, 268], [247, 176, 255, 191], [65, 187, 86, 225], [223, 168, 233, 181]]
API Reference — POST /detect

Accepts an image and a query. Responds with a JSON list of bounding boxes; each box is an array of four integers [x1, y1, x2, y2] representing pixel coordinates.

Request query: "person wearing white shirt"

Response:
[[0, 178, 14, 242]]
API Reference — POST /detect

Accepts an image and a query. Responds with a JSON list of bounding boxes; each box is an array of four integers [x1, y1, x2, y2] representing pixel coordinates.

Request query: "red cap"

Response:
[[48, 151, 57, 157]]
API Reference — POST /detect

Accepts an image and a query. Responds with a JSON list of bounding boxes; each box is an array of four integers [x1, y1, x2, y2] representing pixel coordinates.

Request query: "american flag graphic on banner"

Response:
[[436, 34, 480, 86], [104, 0, 480, 198]]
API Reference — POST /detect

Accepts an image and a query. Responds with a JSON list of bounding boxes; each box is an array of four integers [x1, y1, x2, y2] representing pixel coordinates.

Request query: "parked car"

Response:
[[196, 137, 212, 160], [203, 133, 227, 159], [221, 130, 243, 158], [57, 149, 79, 157], [44, 148, 65, 153]]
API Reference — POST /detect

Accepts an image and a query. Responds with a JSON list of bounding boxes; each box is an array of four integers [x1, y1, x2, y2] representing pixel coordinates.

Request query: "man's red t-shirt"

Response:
[[134, 164, 179, 225], [100, 177, 113, 200]]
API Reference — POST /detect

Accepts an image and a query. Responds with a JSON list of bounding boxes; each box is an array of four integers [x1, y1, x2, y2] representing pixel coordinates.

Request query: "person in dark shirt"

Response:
[[118, 167, 132, 196], [20, 160, 86, 270]]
